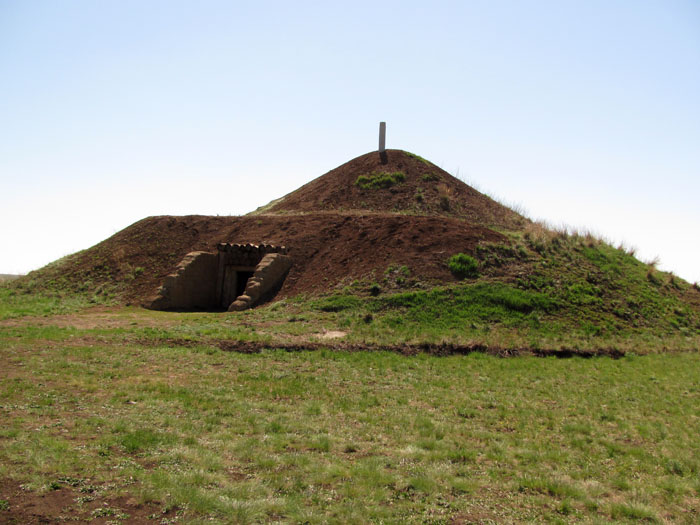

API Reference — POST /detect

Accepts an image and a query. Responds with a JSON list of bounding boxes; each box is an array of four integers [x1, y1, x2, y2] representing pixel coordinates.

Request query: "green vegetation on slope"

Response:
[[447, 253, 479, 279], [405, 151, 431, 165], [354, 171, 406, 189], [509, 229, 700, 336], [301, 231, 700, 350], [0, 282, 115, 320], [1, 251, 122, 318]]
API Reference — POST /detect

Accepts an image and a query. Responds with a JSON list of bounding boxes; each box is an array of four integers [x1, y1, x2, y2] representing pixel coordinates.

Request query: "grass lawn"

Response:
[[1, 310, 699, 523]]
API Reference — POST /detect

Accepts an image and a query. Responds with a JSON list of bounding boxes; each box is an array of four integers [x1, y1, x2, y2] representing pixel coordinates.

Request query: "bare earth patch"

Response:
[[315, 330, 347, 340], [0, 478, 176, 524]]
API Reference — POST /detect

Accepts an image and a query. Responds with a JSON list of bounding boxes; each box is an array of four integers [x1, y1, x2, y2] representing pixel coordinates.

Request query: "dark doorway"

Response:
[[220, 265, 256, 309], [236, 271, 254, 297]]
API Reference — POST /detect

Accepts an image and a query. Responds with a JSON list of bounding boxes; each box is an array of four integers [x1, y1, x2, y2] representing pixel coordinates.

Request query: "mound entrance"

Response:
[[148, 243, 291, 311]]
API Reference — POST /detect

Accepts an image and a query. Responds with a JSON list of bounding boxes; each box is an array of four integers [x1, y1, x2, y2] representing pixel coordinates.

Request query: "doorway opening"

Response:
[[220, 266, 256, 309]]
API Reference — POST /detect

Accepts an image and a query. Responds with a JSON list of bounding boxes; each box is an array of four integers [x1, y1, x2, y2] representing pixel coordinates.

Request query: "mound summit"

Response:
[[257, 150, 527, 230]]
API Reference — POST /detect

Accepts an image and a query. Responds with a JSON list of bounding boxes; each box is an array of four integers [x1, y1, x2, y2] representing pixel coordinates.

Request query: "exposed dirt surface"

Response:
[[261, 150, 528, 230], [21, 213, 505, 306], [0, 478, 171, 524], [219, 340, 627, 358], [137, 336, 627, 359]]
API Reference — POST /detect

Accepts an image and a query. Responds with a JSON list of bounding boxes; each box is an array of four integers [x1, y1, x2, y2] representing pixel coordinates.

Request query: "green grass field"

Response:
[[1, 291, 699, 522]]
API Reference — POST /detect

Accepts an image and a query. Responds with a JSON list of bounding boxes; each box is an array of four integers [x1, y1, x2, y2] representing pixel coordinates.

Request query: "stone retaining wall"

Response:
[[148, 251, 218, 310]]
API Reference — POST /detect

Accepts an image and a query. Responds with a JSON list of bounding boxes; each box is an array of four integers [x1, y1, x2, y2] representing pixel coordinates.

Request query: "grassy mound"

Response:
[[303, 229, 700, 351]]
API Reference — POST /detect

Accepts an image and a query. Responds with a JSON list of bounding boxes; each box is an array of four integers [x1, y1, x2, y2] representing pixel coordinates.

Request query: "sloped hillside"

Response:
[[13, 214, 503, 305], [256, 150, 528, 231]]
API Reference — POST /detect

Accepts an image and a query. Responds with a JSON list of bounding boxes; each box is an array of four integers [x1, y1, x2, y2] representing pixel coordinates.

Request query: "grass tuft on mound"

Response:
[[355, 171, 406, 189], [447, 253, 479, 279], [405, 151, 431, 165]]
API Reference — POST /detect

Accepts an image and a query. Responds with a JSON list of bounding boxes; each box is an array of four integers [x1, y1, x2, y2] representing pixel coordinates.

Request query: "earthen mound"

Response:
[[15, 150, 531, 307]]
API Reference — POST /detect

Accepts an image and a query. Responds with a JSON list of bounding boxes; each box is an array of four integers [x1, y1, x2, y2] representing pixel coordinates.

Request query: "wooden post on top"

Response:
[[378, 122, 386, 152]]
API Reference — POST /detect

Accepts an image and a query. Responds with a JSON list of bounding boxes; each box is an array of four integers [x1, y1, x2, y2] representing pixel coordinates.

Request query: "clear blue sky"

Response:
[[2, 0, 699, 283]]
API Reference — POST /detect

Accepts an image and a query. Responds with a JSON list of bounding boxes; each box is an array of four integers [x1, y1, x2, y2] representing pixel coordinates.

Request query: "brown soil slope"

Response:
[[258, 150, 528, 231], [27, 214, 504, 305], [17, 150, 527, 305]]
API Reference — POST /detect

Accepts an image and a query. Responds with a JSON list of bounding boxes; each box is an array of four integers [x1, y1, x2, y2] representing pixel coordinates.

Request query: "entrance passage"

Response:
[[237, 271, 254, 296], [148, 243, 291, 312], [220, 266, 255, 309]]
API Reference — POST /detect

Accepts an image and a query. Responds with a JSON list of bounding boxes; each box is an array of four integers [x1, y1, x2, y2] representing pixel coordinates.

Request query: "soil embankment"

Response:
[[19, 213, 504, 305]]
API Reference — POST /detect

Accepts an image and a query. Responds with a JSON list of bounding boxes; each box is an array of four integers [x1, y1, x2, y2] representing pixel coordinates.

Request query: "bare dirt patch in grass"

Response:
[[315, 330, 347, 340], [210, 338, 627, 358], [0, 478, 173, 524]]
